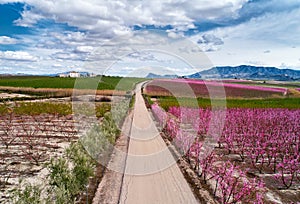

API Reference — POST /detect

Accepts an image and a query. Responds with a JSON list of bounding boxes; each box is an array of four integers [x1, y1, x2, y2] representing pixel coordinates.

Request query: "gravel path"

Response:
[[92, 83, 198, 204], [118, 83, 198, 204]]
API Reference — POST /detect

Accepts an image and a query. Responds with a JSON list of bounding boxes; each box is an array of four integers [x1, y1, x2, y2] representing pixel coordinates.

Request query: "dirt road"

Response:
[[119, 83, 198, 204]]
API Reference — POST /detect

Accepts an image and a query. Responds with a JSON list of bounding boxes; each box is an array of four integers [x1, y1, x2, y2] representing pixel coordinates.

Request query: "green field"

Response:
[[156, 96, 300, 110], [226, 80, 300, 89], [0, 76, 145, 91], [0, 102, 111, 117]]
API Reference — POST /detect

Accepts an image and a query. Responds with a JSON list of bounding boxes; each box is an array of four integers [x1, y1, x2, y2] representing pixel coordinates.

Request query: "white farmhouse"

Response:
[[69, 71, 81, 78], [59, 73, 69, 77]]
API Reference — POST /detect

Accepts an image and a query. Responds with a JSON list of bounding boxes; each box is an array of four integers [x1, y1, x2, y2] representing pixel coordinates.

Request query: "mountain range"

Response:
[[146, 73, 178, 79], [147, 65, 300, 81]]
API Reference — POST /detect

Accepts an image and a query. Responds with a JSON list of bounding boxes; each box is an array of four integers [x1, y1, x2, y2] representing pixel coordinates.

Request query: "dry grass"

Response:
[[288, 88, 300, 97]]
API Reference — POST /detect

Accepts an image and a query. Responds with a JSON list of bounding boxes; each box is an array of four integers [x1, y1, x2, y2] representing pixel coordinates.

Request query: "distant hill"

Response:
[[187, 65, 300, 81], [0, 73, 33, 77], [146, 73, 178, 79]]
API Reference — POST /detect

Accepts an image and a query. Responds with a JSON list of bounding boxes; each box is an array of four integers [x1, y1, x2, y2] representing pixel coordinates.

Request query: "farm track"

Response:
[[93, 82, 201, 203], [118, 83, 198, 204]]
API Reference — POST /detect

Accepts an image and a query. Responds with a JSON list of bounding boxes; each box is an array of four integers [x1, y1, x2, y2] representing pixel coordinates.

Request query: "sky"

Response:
[[0, 0, 300, 76]]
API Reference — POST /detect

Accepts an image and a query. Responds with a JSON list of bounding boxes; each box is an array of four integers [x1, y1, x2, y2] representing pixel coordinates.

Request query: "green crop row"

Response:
[[0, 76, 145, 91], [153, 96, 300, 111], [0, 102, 111, 117]]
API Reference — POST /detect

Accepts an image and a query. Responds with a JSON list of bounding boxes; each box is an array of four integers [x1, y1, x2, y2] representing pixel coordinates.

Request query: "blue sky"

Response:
[[0, 0, 299, 76]]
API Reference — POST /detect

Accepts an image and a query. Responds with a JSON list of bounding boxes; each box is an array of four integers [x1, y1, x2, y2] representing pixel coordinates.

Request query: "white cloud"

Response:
[[52, 63, 62, 68], [196, 34, 224, 52], [74, 46, 94, 53], [2, 0, 300, 74], [51, 52, 83, 60], [205, 8, 300, 45], [0, 0, 250, 75], [167, 31, 184, 39], [0, 51, 38, 61], [0, 36, 18, 45], [180, 0, 247, 20], [14, 8, 44, 27], [197, 34, 224, 45], [11, 0, 247, 37], [127, 51, 166, 62], [189, 6, 300, 68]]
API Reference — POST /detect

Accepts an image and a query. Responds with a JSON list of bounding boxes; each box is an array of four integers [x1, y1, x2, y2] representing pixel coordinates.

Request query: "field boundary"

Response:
[[92, 111, 133, 204]]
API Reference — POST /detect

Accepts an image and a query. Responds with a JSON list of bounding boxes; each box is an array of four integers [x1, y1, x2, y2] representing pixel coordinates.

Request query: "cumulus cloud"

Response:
[[182, 0, 247, 20], [1, 0, 300, 74], [197, 34, 224, 45], [196, 34, 224, 52], [51, 52, 83, 61], [10, 0, 247, 37], [74, 46, 94, 53], [179, 46, 202, 53], [188, 1, 300, 66], [14, 8, 44, 27], [209, 8, 300, 45], [47, 31, 90, 49], [0, 51, 38, 61], [127, 51, 163, 62], [0, 36, 18, 45], [237, 0, 300, 20], [167, 31, 184, 39], [52, 63, 62, 68]]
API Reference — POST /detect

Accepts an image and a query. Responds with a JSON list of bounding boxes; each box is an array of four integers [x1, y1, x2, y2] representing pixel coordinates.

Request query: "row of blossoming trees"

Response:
[[151, 104, 300, 204]]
